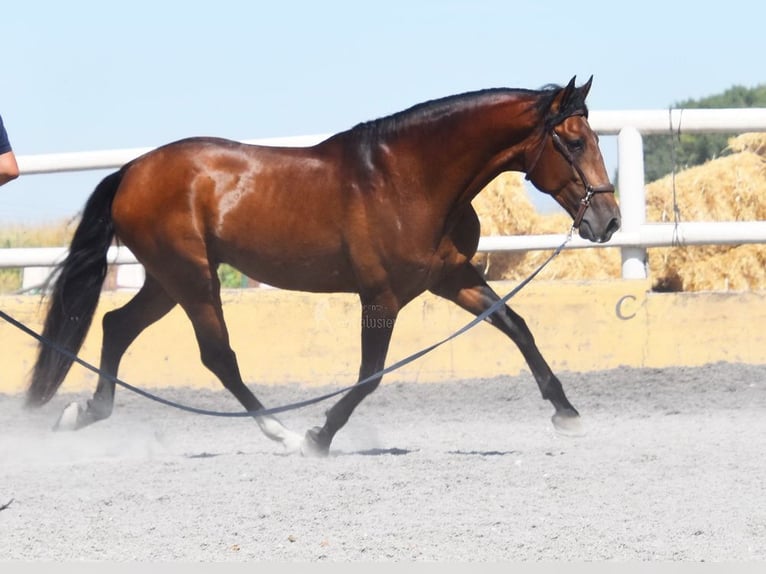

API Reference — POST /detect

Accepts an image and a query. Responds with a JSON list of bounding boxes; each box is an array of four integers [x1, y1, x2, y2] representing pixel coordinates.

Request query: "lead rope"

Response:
[[0, 234, 572, 418]]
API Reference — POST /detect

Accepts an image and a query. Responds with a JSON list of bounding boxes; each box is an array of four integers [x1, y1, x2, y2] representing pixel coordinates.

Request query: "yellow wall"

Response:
[[2, 280, 765, 395]]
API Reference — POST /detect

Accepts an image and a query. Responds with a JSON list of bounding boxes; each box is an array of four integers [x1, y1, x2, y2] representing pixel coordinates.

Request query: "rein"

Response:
[[0, 235, 571, 419]]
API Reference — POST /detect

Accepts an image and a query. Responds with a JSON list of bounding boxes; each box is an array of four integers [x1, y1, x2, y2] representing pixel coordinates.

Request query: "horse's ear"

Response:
[[552, 76, 577, 113], [579, 75, 593, 100], [562, 76, 577, 104]]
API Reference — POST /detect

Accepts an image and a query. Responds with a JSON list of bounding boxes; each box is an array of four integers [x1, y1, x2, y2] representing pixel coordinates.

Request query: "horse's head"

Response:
[[524, 76, 621, 243]]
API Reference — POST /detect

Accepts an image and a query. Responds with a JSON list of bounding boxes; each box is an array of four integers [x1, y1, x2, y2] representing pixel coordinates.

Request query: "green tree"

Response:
[[643, 84, 766, 182], [217, 263, 246, 288]]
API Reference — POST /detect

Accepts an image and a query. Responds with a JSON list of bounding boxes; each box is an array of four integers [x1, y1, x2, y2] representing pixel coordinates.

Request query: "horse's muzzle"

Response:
[[578, 213, 621, 243]]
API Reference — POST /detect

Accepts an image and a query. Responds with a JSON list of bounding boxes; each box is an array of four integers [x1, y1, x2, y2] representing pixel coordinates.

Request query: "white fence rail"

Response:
[[5, 108, 766, 285]]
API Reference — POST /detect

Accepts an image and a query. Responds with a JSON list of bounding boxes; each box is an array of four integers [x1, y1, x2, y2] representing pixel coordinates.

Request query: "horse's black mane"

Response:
[[539, 82, 590, 129], [348, 83, 586, 141]]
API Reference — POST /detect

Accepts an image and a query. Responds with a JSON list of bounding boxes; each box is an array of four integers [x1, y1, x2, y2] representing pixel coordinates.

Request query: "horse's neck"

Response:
[[392, 98, 540, 209]]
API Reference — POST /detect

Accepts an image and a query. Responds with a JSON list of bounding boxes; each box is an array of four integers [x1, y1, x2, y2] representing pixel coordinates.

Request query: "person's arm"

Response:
[[0, 115, 20, 186], [0, 149, 19, 186]]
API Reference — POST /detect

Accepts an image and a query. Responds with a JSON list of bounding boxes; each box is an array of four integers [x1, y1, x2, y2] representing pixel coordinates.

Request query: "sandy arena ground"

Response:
[[1, 362, 765, 561]]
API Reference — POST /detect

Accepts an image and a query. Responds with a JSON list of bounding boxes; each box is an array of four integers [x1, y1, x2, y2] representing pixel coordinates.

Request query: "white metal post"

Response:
[[617, 127, 647, 279]]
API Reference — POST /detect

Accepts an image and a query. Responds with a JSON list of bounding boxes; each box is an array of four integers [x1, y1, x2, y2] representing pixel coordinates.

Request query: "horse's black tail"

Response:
[[26, 169, 124, 407]]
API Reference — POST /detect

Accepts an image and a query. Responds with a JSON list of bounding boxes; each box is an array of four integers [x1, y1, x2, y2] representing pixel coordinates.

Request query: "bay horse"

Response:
[[26, 76, 620, 455]]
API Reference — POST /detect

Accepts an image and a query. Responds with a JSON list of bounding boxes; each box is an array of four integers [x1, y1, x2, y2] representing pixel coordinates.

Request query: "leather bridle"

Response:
[[525, 117, 616, 228]]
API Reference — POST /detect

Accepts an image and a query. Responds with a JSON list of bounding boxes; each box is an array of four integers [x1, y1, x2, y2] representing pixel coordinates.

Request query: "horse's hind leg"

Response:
[[55, 274, 176, 430], [430, 262, 582, 435], [165, 262, 303, 452]]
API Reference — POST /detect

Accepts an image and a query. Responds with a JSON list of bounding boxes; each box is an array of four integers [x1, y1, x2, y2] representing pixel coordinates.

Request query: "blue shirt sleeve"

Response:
[[0, 114, 13, 154]]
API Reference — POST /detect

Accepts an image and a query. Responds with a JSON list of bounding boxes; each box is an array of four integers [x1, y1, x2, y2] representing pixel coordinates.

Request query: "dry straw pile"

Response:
[[644, 133, 766, 291], [472, 132, 766, 291]]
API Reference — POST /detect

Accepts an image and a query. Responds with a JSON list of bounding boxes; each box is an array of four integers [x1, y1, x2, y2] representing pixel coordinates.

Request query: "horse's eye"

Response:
[[567, 138, 584, 152]]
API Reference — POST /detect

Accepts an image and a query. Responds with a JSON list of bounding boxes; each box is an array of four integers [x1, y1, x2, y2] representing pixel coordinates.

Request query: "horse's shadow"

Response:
[[448, 450, 519, 457], [338, 447, 413, 457], [333, 448, 520, 457], [185, 447, 520, 458]]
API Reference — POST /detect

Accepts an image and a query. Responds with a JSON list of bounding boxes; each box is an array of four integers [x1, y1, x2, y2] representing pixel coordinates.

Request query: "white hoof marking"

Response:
[[54, 402, 82, 431], [552, 413, 586, 437], [256, 415, 303, 453]]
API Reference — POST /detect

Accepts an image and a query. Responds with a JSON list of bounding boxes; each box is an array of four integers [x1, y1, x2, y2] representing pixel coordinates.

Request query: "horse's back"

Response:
[[111, 137, 359, 291]]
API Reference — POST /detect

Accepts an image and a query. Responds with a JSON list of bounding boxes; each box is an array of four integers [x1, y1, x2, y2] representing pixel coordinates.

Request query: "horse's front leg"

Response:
[[302, 296, 398, 456], [430, 262, 583, 435]]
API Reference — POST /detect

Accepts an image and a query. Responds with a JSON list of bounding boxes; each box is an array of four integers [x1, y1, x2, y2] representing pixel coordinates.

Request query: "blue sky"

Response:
[[2, 0, 765, 223]]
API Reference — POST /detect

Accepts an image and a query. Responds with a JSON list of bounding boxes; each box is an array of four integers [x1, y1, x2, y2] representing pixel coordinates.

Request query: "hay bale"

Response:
[[645, 132, 766, 291], [729, 132, 766, 156]]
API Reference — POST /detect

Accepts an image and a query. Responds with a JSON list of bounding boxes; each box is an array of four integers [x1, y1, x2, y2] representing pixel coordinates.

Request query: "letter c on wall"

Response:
[[615, 294, 637, 320]]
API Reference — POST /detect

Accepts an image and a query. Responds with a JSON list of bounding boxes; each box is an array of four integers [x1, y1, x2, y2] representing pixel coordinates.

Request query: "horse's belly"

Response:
[[225, 251, 357, 293]]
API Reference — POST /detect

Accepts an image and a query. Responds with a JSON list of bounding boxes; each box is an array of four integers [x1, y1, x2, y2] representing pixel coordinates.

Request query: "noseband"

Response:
[[525, 119, 615, 228]]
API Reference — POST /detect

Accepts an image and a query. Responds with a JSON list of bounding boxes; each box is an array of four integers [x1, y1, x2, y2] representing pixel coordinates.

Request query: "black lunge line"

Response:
[[1, 236, 570, 419]]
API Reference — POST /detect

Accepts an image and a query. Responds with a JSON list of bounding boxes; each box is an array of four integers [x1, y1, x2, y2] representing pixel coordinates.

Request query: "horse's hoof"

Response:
[[301, 426, 331, 457], [552, 410, 585, 437], [254, 414, 303, 454], [53, 402, 82, 431], [281, 431, 305, 454]]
